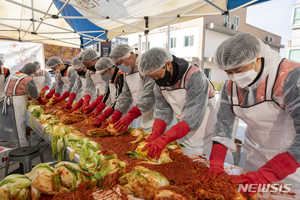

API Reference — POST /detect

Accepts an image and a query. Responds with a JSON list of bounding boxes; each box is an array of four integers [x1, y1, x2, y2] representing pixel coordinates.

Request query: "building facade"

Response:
[[287, 0, 300, 62], [124, 7, 284, 83]]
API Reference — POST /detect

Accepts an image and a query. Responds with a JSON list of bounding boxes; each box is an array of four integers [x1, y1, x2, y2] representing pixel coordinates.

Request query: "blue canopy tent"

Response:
[[0, 0, 269, 48]]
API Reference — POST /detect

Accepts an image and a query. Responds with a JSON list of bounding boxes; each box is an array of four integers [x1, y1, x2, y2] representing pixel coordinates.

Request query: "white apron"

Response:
[[0, 73, 29, 147], [231, 66, 300, 188], [32, 70, 46, 91], [160, 66, 217, 156], [89, 70, 107, 102], [109, 82, 116, 103], [126, 72, 154, 130], [75, 77, 86, 102], [0, 67, 5, 98], [108, 72, 135, 127]]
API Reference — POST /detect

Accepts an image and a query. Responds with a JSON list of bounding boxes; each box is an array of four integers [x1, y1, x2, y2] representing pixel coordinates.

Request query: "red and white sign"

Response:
[[0, 40, 45, 73]]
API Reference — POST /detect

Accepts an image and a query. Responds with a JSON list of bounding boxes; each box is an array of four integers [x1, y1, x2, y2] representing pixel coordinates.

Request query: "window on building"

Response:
[[224, 14, 231, 23], [142, 42, 150, 51], [289, 49, 300, 62], [233, 16, 240, 27], [204, 68, 211, 80], [170, 38, 176, 48], [293, 7, 300, 25], [184, 35, 194, 47]]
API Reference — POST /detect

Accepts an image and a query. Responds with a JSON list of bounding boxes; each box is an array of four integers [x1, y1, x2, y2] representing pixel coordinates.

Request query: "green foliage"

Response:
[[211, 81, 224, 92]]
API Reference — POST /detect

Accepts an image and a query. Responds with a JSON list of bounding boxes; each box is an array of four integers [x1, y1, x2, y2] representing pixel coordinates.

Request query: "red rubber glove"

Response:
[[36, 96, 47, 105], [114, 106, 141, 132], [102, 110, 123, 128], [86, 102, 107, 118], [144, 119, 167, 143], [63, 92, 76, 109], [230, 152, 299, 197], [84, 95, 104, 114], [69, 98, 83, 113], [41, 86, 49, 93], [93, 107, 114, 126], [200, 143, 227, 182], [52, 91, 69, 105], [82, 94, 91, 112], [142, 121, 190, 159], [45, 88, 56, 99]]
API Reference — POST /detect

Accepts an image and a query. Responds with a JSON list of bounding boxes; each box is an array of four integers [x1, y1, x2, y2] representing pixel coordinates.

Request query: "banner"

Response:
[[0, 40, 44, 72]]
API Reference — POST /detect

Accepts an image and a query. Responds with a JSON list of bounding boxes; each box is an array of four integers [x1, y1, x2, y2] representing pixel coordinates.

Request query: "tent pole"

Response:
[[35, 1, 55, 32], [203, 0, 226, 14], [166, 25, 170, 50], [31, 0, 35, 32], [6, 0, 52, 16], [138, 35, 141, 53], [82, 32, 106, 47], [80, 37, 83, 49], [56, 0, 71, 16], [56, 0, 144, 31]]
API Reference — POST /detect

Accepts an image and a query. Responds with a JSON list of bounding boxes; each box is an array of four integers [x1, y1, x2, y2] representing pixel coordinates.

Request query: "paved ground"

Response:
[[0, 93, 247, 181]]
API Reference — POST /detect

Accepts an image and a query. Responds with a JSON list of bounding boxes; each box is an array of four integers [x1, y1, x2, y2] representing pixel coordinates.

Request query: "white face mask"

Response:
[[118, 63, 131, 74], [55, 69, 60, 74], [101, 71, 111, 82], [227, 64, 259, 88], [35, 68, 41, 73]]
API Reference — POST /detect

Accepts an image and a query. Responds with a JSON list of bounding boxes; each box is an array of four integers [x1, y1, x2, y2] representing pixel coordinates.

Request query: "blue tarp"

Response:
[[53, 0, 270, 47], [54, 1, 107, 48], [227, 0, 270, 10]]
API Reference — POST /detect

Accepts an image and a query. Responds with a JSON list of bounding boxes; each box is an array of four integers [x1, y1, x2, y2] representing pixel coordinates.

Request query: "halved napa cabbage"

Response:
[[53, 161, 94, 192], [94, 159, 127, 189], [79, 140, 101, 166], [119, 166, 169, 199], [128, 142, 172, 165], [0, 174, 31, 200], [92, 149, 117, 168], [26, 164, 57, 197]]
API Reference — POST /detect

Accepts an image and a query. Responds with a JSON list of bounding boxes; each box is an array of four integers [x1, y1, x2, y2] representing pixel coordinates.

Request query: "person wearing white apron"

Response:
[[137, 47, 219, 160], [76, 49, 111, 114], [0, 59, 11, 98], [100, 44, 155, 131], [31, 61, 52, 93], [0, 63, 46, 148], [204, 33, 300, 196], [45, 57, 79, 109], [64, 57, 87, 111], [87, 58, 128, 127]]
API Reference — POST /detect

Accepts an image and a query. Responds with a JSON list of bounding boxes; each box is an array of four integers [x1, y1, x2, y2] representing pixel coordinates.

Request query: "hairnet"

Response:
[[78, 49, 98, 62], [33, 61, 41, 68], [19, 62, 38, 75], [139, 47, 173, 76], [72, 57, 85, 70], [215, 33, 281, 89], [95, 57, 115, 72], [109, 44, 133, 63], [0, 59, 3, 66], [46, 56, 63, 69], [214, 33, 261, 70]]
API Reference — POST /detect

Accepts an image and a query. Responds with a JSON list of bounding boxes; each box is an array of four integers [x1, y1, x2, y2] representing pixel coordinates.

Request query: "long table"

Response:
[[26, 111, 300, 200]]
